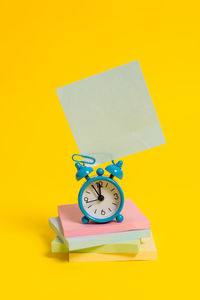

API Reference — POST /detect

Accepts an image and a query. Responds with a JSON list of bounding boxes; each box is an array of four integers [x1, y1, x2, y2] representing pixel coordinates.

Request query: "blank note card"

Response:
[[56, 61, 165, 165]]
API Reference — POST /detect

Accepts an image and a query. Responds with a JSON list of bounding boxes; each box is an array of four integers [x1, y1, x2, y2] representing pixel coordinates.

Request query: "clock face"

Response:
[[81, 179, 122, 220]]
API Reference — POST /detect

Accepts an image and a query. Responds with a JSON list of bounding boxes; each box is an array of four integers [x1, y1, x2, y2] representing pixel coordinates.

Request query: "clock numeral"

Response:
[[96, 181, 103, 187], [101, 209, 106, 215], [114, 193, 119, 200], [84, 197, 88, 203]]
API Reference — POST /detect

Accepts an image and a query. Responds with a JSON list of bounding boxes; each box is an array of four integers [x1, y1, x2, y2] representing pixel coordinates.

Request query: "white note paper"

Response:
[[56, 61, 165, 165]]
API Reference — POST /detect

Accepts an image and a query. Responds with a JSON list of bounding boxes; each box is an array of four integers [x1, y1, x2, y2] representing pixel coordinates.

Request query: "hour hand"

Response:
[[86, 199, 98, 203]]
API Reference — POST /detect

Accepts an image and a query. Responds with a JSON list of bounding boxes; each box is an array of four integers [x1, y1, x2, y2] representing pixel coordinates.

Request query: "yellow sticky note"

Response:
[[69, 236, 157, 262]]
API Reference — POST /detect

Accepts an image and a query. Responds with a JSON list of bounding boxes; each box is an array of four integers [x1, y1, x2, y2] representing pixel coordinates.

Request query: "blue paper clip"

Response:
[[72, 154, 96, 165]]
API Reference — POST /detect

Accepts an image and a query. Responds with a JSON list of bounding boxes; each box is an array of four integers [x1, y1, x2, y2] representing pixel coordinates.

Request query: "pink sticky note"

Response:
[[58, 199, 150, 238]]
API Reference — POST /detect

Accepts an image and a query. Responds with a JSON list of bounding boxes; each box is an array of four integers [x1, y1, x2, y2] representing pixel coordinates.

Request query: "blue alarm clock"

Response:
[[72, 154, 124, 224]]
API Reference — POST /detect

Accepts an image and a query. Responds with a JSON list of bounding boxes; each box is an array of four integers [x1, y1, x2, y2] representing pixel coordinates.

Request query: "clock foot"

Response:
[[116, 214, 124, 223], [82, 216, 89, 224]]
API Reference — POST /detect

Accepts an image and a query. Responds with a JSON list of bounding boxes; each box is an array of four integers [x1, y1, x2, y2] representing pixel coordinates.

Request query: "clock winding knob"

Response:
[[96, 168, 104, 176]]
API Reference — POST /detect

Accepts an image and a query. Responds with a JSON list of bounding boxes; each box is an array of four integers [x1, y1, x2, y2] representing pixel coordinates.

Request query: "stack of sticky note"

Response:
[[49, 199, 157, 262]]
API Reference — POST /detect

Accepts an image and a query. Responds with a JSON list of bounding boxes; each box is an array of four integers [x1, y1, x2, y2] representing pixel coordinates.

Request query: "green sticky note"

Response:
[[51, 236, 140, 254], [51, 236, 68, 253], [49, 217, 151, 251]]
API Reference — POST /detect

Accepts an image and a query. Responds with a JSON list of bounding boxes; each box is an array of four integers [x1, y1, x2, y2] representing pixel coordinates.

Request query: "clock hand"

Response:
[[91, 185, 100, 196], [98, 182, 102, 196], [86, 199, 99, 203], [91, 184, 104, 201], [98, 183, 104, 201]]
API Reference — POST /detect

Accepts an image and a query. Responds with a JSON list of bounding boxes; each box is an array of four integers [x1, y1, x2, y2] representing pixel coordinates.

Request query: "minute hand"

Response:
[[91, 185, 100, 196]]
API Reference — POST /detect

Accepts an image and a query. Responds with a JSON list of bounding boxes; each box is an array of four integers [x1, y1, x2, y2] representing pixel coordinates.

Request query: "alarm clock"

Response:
[[72, 154, 124, 224]]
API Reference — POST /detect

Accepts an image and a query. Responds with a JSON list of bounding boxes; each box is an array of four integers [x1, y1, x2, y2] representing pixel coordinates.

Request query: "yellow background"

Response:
[[0, 1, 199, 299]]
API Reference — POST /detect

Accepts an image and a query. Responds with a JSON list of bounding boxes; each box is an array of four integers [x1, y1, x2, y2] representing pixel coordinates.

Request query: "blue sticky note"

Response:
[[56, 61, 165, 165]]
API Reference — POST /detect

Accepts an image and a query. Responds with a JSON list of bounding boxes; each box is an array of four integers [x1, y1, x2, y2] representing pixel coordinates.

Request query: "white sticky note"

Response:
[[56, 61, 165, 165]]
